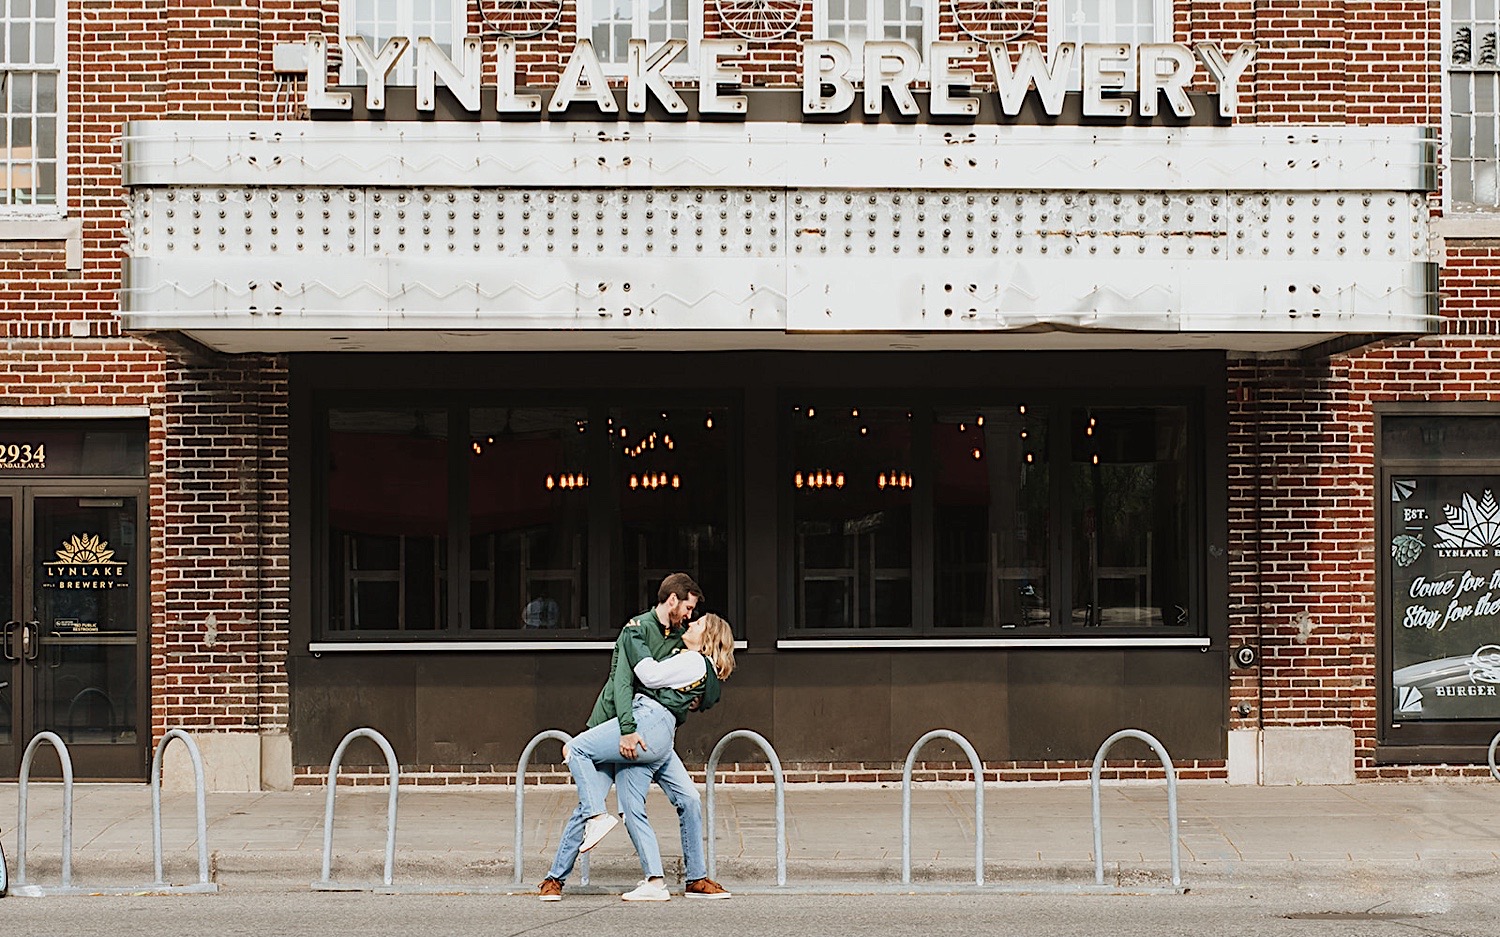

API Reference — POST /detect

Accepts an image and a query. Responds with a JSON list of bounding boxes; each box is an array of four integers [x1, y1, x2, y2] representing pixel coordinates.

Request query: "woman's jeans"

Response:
[[564, 695, 678, 877]]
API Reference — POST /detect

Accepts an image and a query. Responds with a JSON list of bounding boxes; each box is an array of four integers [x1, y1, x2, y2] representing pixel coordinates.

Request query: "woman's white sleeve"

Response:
[[634, 653, 706, 689]]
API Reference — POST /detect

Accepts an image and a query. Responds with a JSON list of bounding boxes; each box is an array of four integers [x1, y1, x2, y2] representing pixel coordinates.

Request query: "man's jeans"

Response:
[[619, 751, 707, 881]]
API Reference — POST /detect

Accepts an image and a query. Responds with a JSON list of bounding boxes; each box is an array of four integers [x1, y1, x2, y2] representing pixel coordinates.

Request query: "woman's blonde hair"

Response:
[[697, 613, 736, 680]]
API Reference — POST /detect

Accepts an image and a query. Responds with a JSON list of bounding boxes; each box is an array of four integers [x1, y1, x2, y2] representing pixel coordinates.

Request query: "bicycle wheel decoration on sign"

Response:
[[475, 0, 564, 38], [716, 0, 803, 41], [953, 0, 1037, 42]]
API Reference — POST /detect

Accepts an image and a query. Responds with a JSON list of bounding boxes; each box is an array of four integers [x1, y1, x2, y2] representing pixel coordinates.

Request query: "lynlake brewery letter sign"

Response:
[[303, 36, 1256, 121], [1391, 478, 1500, 721]]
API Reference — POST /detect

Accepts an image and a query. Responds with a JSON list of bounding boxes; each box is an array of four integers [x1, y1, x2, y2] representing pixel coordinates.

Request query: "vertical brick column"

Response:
[[1226, 356, 1370, 782], [158, 353, 290, 788]]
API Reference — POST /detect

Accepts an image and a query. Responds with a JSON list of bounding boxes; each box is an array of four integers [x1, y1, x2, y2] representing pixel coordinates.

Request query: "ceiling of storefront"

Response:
[[176, 328, 1364, 355]]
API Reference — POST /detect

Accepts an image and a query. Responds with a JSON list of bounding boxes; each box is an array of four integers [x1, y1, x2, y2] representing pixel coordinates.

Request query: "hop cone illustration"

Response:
[[1392, 535, 1423, 568]]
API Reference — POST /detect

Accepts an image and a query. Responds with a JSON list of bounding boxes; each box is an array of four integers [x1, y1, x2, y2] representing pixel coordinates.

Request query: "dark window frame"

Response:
[[778, 387, 1207, 639], [1376, 403, 1500, 758], [310, 388, 742, 644]]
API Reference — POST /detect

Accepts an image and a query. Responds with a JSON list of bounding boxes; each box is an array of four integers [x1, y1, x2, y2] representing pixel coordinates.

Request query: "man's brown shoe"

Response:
[[538, 877, 564, 901], [685, 877, 732, 899]]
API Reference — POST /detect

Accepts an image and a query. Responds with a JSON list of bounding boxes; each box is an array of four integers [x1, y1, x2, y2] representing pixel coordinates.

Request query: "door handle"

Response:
[[1, 620, 17, 662], [22, 621, 39, 662]]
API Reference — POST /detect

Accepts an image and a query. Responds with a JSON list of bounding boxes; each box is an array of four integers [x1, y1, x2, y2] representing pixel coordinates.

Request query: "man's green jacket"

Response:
[[586, 608, 721, 735]]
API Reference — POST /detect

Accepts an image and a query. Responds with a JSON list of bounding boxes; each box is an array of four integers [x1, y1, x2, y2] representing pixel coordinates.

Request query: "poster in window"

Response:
[[1390, 475, 1500, 721]]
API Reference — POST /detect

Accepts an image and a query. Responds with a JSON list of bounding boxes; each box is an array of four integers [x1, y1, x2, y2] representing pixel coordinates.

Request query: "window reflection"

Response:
[[934, 406, 1050, 628], [327, 409, 448, 631], [791, 405, 913, 629], [469, 408, 590, 631], [610, 406, 730, 622], [1070, 407, 1189, 628]]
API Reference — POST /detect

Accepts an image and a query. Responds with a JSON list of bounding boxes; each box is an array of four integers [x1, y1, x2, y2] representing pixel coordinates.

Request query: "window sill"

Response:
[[776, 636, 1211, 649], [1433, 214, 1500, 239], [309, 639, 750, 652], [0, 217, 81, 269]]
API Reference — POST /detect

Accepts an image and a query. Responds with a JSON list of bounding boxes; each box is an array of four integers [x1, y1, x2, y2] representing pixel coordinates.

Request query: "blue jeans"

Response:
[[558, 696, 677, 878], [547, 752, 706, 884], [619, 751, 707, 881], [547, 764, 617, 882]]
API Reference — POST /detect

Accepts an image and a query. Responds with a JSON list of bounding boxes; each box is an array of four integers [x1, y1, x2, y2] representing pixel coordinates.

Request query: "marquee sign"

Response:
[[303, 36, 1256, 122]]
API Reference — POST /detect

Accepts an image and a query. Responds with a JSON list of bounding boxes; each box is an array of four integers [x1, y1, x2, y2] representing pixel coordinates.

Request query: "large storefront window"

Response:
[[326, 408, 449, 632], [1070, 406, 1190, 629], [1382, 412, 1500, 743], [317, 396, 737, 641], [934, 405, 1050, 630], [469, 407, 589, 632], [609, 405, 731, 626], [790, 405, 914, 629], [786, 396, 1198, 636]]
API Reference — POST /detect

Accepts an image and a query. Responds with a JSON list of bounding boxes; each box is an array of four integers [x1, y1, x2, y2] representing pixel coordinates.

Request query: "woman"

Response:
[[562, 613, 736, 900]]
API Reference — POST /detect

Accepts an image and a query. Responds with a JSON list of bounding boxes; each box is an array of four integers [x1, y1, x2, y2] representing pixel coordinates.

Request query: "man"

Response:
[[538, 572, 732, 901]]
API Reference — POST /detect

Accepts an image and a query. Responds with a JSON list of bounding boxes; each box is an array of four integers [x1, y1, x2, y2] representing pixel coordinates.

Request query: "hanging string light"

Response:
[[878, 471, 913, 490], [796, 470, 844, 489]]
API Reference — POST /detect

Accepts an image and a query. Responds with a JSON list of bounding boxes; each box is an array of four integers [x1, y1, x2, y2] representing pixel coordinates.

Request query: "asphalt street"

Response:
[[0, 886, 1493, 937]]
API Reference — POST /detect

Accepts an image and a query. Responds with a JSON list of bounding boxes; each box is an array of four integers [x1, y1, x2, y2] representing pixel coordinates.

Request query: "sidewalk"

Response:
[[1, 780, 1498, 893]]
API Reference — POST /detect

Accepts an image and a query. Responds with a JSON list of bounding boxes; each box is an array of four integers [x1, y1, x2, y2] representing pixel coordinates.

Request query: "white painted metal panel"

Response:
[[122, 256, 787, 329], [784, 258, 1431, 333], [122, 120, 1434, 192], [118, 119, 1438, 348]]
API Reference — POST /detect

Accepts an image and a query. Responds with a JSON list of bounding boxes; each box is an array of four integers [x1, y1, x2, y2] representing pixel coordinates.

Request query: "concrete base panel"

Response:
[[1259, 727, 1355, 786], [1226, 729, 1260, 785], [162, 732, 290, 792], [261, 732, 294, 791]]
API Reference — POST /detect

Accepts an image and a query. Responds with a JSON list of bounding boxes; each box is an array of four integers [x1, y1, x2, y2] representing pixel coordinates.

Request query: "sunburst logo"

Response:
[[1434, 490, 1500, 549], [54, 533, 116, 564]]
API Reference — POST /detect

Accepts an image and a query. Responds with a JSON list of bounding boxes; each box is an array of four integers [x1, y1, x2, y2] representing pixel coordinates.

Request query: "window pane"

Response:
[[0, 420, 146, 476], [1070, 407, 1190, 629], [1384, 415, 1500, 460], [10, 21, 29, 64], [610, 405, 731, 626], [327, 409, 449, 631], [934, 405, 1050, 629], [37, 72, 55, 114], [1389, 475, 1500, 721], [468, 407, 590, 631], [791, 404, 913, 629], [347, 0, 460, 82]]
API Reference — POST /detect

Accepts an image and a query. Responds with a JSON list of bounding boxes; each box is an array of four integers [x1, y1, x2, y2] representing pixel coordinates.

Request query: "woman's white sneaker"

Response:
[[579, 813, 618, 853]]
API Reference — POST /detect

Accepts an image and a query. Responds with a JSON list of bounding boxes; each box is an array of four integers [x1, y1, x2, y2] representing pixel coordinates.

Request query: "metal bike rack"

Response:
[[13, 732, 74, 897], [1488, 730, 1500, 782], [705, 729, 786, 887], [902, 729, 985, 886], [147, 729, 218, 893], [314, 727, 400, 891], [513, 729, 573, 886], [1091, 728, 1181, 888]]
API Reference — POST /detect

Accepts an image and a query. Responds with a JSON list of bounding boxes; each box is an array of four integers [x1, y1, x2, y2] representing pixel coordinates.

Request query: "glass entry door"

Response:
[[0, 487, 146, 778]]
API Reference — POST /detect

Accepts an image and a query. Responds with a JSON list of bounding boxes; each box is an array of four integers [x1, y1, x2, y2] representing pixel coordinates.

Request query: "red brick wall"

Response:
[[157, 356, 289, 736], [1220, 239, 1500, 782]]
